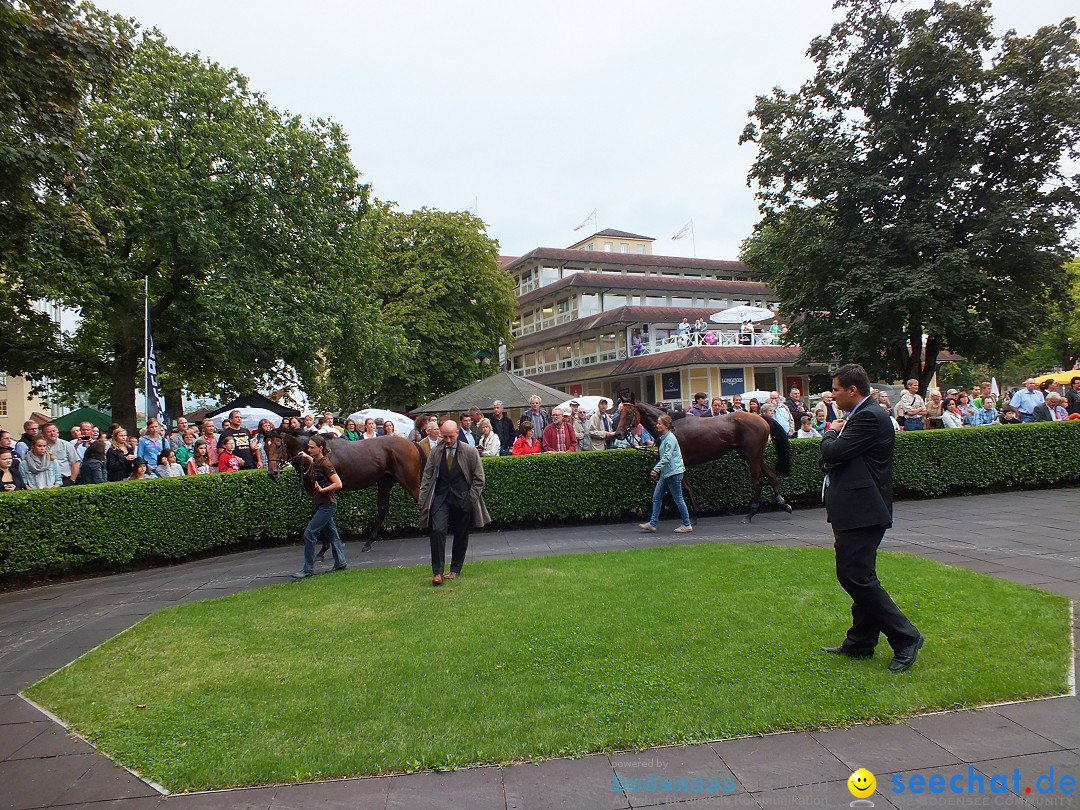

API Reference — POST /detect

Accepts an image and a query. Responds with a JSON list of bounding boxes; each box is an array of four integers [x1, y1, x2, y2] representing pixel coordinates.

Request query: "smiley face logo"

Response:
[[848, 768, 876, 798]]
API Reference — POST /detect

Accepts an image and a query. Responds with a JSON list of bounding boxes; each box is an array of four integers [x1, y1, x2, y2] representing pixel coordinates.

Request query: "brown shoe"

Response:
[[444, 572, 459, 580], [432, 574, 443, 586]]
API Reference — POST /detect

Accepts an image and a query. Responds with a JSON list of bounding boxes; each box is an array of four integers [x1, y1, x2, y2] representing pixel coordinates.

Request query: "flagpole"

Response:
[[144, 275, 149, 427], [691, 219, 696, 258]]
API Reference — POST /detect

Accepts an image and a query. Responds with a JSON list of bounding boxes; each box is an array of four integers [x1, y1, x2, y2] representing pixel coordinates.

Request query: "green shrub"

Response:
[[2, 422, 1077, 578]]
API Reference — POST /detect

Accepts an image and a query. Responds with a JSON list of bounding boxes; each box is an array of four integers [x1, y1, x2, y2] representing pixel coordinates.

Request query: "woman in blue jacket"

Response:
[[639, 414, 693, 533]]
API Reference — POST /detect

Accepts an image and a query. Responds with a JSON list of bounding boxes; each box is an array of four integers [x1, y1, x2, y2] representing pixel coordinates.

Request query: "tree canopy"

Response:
[[739, 0, 1080, 387], [2, 29, 394, 427], [365, 206, 516, 409]]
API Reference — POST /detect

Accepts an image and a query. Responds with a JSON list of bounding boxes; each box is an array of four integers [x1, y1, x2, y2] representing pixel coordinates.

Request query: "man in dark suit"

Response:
[[417, 420, 490, 586], [1031, 394, 1060, 422], [820, 364, 923, 673]]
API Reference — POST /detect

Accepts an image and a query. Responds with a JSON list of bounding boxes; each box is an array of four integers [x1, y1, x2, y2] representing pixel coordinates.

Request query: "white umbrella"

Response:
[[555, 395, 610, 417], [709, 305, 776, 324], [211, 407, 282, 431], [739, 390, 774, 404], [347, 408, 416, 436]]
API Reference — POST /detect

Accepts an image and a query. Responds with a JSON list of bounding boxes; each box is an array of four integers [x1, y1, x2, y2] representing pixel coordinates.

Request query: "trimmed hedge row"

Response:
[[2, 422, 1078, 578]]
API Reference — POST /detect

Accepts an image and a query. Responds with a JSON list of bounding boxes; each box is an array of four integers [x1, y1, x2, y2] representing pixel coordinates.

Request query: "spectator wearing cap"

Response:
[[1009, 378, 1045, 423], [688, 393, 710, 417], [489, 401, 515, 455], [588, 398, 617, 449]]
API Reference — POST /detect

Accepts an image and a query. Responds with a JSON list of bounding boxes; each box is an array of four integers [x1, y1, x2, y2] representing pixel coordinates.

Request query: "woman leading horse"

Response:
[[263, 431, 423, 550], [617, 397, 791, 523]]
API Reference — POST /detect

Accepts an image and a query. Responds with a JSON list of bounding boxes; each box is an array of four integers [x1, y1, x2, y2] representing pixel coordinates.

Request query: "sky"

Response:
[[96, 0, 1078, 263]]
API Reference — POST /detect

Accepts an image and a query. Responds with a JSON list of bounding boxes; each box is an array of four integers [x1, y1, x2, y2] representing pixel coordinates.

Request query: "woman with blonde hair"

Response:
[[137, 419, 169, 466], [477, 418, 500, 457], [106, 427, 136, 482]]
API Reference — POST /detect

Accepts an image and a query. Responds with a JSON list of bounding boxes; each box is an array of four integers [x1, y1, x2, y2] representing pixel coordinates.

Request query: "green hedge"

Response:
[[2, 422, 1078, 578]]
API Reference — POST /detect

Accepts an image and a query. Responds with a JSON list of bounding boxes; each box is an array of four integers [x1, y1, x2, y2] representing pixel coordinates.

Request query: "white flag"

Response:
[[990, 377, 999, 397], [573, 209, 595, 231], [672, 220, 692, 241]]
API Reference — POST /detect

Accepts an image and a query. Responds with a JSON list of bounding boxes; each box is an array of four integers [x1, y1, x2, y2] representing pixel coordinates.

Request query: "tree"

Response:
[[364, 206, 516, 409], [739, 0, 1080, 389], [1, 0, 131, 365], [2, 30, 393, 428]]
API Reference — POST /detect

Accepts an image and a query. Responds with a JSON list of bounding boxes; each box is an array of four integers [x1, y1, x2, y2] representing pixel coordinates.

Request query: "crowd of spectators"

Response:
[[3, 376, 1077, 494]]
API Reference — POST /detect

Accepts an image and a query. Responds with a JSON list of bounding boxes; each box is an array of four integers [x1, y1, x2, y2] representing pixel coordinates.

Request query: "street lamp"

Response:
[[473, 350, 492, 367]]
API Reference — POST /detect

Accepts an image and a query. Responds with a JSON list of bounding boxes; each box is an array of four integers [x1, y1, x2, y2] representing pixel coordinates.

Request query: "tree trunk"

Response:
[[110, 347, 140, 434]]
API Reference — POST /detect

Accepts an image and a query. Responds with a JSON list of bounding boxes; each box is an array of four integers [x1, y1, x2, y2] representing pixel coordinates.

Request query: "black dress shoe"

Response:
[[821, 644, 874, 659], [889, 634, 924, 673]]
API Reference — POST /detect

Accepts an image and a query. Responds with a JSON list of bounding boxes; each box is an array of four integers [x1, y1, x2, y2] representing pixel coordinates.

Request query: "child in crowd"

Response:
[[155, 450, 185, 477], [796, 415, 819, 439]]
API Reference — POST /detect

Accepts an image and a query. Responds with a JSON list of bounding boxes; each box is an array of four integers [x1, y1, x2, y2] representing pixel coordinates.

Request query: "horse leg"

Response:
[[681, 477, 699, 526], [363, 477, 393, 552], [743, 455, 765, 524], [762, 461, 792, 513]]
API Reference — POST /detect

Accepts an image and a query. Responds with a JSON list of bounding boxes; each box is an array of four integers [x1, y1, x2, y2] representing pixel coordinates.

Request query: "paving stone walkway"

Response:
[[1, 489, 1078, 809]]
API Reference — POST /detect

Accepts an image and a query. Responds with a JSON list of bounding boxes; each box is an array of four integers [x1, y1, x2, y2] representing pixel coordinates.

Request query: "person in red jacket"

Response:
[[511, 422, 542, 455], [541, 408, 578, 453], [217, 436, 245, 472]]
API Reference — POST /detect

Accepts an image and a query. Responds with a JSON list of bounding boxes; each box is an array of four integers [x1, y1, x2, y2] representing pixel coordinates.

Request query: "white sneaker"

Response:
[[674, 525, 694, 533], [639, 523, 657, 533]]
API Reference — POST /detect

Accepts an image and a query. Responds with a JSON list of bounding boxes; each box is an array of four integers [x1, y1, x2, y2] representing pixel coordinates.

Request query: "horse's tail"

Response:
[[768, 418, 791, 476]]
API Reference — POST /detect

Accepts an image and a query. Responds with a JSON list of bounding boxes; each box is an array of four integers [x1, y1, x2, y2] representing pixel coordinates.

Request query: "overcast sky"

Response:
[[98, 0, 1077, 262]]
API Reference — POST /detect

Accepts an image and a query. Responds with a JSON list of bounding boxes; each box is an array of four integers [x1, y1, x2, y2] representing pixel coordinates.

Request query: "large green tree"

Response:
[[3, 30, 394, 427], [363, 206, 516, 409], [0, 0, 130, 357], [739, 0, 1080, 388]]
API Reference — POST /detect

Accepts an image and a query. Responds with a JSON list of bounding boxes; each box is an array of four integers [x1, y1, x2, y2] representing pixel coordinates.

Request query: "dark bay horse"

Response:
[[617, 398, 791, 523], [264, 431, 423, 551]]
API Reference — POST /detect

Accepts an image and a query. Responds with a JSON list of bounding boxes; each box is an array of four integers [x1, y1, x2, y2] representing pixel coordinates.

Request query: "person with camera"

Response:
[[292, 434, 347, 578]]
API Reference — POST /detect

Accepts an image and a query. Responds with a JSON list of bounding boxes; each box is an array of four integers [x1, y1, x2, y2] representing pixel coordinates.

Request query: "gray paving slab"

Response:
[[383, 766, 505, 810], [611, 745, 743, 807], [885, 764, 1037, 809], [709, 733, 850, 791], [0, 751, 97, 810], [503, 755, 629, 810], [267, 777, 392, 809], [972, 750, 1080, 810], [810, 723, 959, 774], [907, 710, 1064, 762]]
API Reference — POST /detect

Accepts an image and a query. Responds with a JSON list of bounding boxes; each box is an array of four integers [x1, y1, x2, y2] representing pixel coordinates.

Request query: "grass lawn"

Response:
[[25, 543, 1072, 792]]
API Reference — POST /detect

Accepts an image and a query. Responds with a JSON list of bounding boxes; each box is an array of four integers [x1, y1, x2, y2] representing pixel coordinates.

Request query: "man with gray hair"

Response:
[[542, 407, 577, 452], [489, 400, 515, 455], [525, 395, 551, 434]]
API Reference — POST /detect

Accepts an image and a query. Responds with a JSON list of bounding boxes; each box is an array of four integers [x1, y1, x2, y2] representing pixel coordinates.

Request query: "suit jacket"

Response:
[[417, 441, 490, 530], [820, 398, 894, 532], [1031, 403, 1056, 422]]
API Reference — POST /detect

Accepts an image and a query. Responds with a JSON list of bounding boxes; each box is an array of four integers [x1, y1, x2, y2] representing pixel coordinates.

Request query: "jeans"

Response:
[[649, 472, 691, 527], [303, 503, 345, 573], [903, 417, 924, 431]]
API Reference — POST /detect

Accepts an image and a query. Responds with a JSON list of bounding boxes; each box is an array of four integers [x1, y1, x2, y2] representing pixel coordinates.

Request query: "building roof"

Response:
[[612, 346, 803, 374], [498, 255, 518, 268], [517, 272, 771, 309], [504, 248, 754, 277], [417, 371, 568, 411], [512, 305, 775, 351]]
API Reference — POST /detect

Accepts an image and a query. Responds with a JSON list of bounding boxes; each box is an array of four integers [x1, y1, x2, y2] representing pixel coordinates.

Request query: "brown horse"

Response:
[[617, 398, 791, 523], [264, 431, 423, 551]]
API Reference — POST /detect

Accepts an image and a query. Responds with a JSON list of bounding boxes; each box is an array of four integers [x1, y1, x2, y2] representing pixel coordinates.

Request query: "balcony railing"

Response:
[[636, 330, 785, 355]]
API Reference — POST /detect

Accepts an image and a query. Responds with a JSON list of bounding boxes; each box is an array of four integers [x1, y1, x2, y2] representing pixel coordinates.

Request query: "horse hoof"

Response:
[[783, 504, 793, 513], [742, 515, 753, 524], [361, 542, 373, 552]]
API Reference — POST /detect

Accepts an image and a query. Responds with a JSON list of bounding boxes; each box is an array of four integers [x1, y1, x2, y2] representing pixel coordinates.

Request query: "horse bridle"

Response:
[[265, 435, 312, 481]]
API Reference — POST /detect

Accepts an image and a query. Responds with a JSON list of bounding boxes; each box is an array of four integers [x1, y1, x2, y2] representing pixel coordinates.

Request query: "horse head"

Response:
[[264, 431, 307, 481]]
